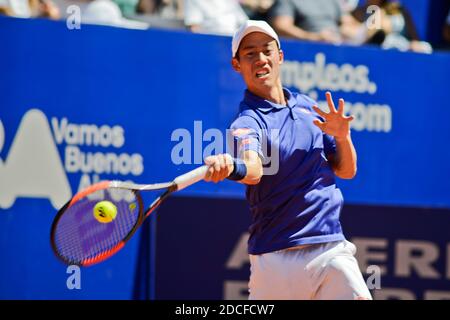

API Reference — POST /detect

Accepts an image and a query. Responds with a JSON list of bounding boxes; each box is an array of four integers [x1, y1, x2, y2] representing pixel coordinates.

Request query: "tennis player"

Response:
[[204, 20, 372, 300]]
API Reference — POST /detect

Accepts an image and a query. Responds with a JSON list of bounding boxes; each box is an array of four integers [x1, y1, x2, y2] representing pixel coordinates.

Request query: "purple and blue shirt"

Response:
[[230, 88, 346, 255]]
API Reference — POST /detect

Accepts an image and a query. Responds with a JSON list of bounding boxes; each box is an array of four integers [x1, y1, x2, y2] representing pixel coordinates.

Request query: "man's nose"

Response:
[[255, 52, 268, 65]]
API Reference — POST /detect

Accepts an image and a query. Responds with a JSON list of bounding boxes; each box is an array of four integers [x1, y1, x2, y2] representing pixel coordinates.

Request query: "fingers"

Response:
[[204, 154, 232, 183], [325, 93, 349, 116], [204, 156, 221, 183], [312, 105, 327, 119], [211, 154, 230, 183], [325, 91, 337, 113], [346, 115, 355, 122], [338, 98, 345, 115], [313, 119, 326, 131], [204, 156, 215, 182]]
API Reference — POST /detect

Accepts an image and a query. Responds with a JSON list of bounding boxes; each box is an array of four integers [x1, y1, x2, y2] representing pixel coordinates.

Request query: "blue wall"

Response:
[[1, 16, 449, 299]]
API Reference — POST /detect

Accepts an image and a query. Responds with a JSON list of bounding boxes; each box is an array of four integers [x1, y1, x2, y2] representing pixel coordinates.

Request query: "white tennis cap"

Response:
[[232, 20, 280, 58]]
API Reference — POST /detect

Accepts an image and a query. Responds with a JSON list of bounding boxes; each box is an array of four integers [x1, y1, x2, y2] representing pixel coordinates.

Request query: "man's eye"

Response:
[[246, 52, 254, 57]]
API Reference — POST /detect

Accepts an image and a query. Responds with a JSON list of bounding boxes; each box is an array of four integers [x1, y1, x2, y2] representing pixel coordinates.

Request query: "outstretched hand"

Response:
[[312, 92, 354, 139]]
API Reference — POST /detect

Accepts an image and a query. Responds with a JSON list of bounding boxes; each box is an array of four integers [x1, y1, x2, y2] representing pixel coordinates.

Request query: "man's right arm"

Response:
[[270, 0, 320, 41], [272, 16, 322, 41], [238, 150, 263, 185], [204, 150, 263, 185], [273, 15, 344, 43]]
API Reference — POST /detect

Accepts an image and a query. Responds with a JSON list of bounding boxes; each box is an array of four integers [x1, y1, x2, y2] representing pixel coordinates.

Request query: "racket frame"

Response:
[[50, 182, 148, 266], [50, 165, 208, 267]]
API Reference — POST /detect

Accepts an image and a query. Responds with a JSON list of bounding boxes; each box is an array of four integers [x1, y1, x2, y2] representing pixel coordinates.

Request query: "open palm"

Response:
[[312, 92, 354, 139]]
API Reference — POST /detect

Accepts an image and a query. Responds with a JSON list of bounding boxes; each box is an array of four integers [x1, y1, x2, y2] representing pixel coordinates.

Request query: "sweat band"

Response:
[[227, 158, 247, 181]]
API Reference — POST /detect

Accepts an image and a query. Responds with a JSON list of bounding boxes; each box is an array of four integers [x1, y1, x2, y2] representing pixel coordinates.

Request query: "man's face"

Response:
[[232, 32, 283, 96]]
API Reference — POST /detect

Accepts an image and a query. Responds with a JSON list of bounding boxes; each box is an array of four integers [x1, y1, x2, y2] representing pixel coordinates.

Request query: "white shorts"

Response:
[[248, 240, 372, 300]]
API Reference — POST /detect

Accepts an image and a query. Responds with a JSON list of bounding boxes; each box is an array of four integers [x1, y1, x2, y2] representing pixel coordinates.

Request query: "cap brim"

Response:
[[233, 25, 280, 57]]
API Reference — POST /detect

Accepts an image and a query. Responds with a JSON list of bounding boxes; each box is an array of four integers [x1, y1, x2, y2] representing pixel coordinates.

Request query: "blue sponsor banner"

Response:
[[1, 17, 450, 209], [280, 41, 450, 209], [155, 197, 450, 300], [0, 16, 449, 299], [341, 204, 450, 300]]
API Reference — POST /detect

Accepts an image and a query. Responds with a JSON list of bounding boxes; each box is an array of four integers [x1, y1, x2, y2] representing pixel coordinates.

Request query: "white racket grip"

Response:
[[173, 165, 209, 191]]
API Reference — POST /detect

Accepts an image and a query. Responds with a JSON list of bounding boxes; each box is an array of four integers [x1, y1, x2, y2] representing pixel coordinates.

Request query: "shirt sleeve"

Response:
[[322, 133, 337, 157], [334, 0, 343, 22], [228, 115, 263, 160], [270, 0, 295, 19]]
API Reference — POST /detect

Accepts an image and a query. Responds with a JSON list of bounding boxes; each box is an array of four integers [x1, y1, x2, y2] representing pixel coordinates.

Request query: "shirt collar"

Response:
[[242, 88, 297, 113]]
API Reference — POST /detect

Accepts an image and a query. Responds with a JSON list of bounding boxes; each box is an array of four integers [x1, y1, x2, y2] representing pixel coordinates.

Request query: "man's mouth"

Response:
[[255, 69, 270, 78]]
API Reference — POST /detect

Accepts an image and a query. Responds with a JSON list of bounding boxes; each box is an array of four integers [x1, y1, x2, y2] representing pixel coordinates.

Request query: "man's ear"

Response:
[[231, 57, 241, 72], [278, 49, 284, 65]]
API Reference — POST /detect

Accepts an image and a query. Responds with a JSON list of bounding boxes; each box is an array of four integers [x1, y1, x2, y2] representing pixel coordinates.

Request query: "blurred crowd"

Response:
[[1, 0, 450, 53]]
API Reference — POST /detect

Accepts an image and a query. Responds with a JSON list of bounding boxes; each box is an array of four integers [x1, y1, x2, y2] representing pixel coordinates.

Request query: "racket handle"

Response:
[[174, 165, 209, 191]]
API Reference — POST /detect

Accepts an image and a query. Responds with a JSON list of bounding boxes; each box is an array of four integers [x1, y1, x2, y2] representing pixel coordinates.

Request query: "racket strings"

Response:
[[53, 188, 141, 265]]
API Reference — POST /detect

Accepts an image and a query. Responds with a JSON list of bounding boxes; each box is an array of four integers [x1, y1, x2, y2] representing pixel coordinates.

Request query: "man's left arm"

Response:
[[312, 92, 357, 179], [327, 135, 357, 179]]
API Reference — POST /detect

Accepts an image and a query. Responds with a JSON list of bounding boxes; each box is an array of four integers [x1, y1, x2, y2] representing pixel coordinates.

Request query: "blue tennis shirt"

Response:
[[229, 88, 346, 255]]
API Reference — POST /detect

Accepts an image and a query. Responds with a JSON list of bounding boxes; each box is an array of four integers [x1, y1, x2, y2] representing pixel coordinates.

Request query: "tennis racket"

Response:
[[50, 165, 209, 267]]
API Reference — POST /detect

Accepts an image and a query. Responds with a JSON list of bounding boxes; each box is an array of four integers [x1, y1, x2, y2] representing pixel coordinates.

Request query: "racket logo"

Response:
[[97, 209, 106, 217]]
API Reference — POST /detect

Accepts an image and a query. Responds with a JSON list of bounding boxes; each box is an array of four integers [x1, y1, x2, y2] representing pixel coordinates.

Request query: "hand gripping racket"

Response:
[[50, 165, 208, 267]]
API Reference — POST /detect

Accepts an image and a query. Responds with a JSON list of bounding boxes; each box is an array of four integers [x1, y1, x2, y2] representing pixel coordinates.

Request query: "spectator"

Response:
[[443, 8, 450, 46], [83, 0, 149, 29], [352, 0, 432, 53], [137, 0, 183, 19], [0, 0, 30, 16], [184, 0, 248, 36], [239, 0, 274, 21], [270, 0, 365, 44], [112, 0, 139, 17], [31, 0, 60, 18], [0, 0, 60, 19], [338, 0, 360, 14], [0, 6, 14, 15], [0, 0, 15, 15]]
